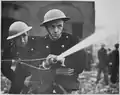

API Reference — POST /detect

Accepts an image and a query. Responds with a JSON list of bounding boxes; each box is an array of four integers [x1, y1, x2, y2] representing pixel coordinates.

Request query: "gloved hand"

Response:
[[42, 61, 51, 69], [41, 54, 57, 69], [42, 54, 65, 69], [56, 68, 74, 76], [24, 75, 32, 87], [46, 54, 65, 65], [46, 54, 58, 64]]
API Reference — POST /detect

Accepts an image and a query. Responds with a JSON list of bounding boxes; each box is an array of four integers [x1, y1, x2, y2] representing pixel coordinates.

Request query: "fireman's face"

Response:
[[46, 20, 64, 40], [14, 32, 28, 47]]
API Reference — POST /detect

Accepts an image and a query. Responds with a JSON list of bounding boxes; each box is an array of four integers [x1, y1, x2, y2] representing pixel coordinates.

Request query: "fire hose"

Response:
[[1, 57, 58, 70], [2, 30, 109, 70], [1, 58, 46, 62]]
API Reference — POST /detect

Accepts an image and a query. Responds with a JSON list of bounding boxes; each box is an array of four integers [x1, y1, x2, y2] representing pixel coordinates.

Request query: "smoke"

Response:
[[57, 27, 114, 59]]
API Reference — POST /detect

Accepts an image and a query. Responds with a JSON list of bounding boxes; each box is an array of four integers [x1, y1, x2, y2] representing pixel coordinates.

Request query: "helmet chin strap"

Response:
[[45, 26, 53, 40], [46, 27, 59, 41]]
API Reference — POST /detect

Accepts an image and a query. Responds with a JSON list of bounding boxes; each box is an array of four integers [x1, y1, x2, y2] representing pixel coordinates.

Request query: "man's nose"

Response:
[[54, 27, 58, 33]]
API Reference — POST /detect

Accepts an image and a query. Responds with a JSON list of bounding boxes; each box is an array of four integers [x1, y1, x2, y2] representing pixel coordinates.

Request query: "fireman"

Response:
[[39, 9, 86, 93], [1, 21, 32, 93]]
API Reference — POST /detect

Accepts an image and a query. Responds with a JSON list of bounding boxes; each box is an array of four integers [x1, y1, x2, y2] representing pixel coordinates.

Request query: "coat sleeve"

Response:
[[1, 48, 15, 82], [64, 35, 86, 74]]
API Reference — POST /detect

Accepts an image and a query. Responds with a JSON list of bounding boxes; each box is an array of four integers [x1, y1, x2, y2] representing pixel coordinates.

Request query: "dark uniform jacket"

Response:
[[110, 49, 119, 83], [44, 32, 86, 73], [2, 32, 86, 93], [2, 44, 31, 93], [1, 17, 16, 82], [1, 45, 15, 82], [27, 32, 86, 92], [110, 49, 119, 67]]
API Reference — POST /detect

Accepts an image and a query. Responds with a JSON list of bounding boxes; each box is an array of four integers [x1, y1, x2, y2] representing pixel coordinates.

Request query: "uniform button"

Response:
[[31, 48, 34, 51], [16, 52, 19, 55], [16, 52, 20, 56], [61, 45, 64, 48], [32, 37, 34, 40], [46, 46, 49, 48], [66, 36, 68, 38]]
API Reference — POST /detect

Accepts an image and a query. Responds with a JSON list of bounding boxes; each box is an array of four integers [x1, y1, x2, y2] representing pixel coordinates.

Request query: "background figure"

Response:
[[85, 49, 93, 71], [110, 43, 119, 84], [96, 44, 109, 85], [1, 21, 32, 94], [107, 48, 112, 75]]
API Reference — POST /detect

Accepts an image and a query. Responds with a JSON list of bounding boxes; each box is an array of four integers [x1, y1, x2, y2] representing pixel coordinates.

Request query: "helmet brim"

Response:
[[7, 26, 32, 40], [40, 17, 70, 26]]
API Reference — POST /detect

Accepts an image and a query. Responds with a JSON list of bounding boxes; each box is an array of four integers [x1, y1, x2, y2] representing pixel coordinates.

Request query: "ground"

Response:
[[1, 65, 119, 94]]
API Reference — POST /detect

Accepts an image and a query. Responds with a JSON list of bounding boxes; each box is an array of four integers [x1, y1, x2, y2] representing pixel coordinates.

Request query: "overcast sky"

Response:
[[94, 0, 119, 47], [95, 0, 119, 35]]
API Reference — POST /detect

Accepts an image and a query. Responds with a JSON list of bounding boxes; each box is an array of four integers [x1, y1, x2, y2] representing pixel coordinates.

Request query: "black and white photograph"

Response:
[[1, 0, 119, 94]]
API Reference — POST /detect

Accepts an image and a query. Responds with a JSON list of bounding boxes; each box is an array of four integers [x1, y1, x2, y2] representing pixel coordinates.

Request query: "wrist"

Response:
[[42, 61, 51, 69], [12, 59, 15, 63]]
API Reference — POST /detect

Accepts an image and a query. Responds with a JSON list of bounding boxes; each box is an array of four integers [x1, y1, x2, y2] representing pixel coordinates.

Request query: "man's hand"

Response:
[[1, 49, 4, 57], [46, 54, 65, 66], [24, 75, 32, 87], [56, 68, 74, 75], [42, 61, 51, 69], [12, 58, 21, 65], [40, 54, 57, 69], [46, 54, 57, 64]]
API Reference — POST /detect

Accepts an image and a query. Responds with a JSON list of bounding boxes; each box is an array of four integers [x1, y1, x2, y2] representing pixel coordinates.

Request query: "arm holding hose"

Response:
[[42, 54, 65, 69], [43, 54, 74, 75]]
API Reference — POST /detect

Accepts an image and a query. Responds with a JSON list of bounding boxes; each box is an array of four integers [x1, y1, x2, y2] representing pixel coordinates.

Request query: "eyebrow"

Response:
[[52, 23, 63, 26]]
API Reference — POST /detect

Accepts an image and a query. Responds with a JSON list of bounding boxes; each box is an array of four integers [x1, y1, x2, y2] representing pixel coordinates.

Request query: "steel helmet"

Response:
[[7, 21, 32, 40], [40, 9, 70, 26]]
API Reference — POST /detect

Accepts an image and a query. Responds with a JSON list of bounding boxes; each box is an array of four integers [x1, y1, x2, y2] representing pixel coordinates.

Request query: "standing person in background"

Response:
[[96, 44, 109, 85], [85, 49, 93, 71], [107, 48, 112, 75], [1, 21, 32, 94], [110, 43, 119, 84]]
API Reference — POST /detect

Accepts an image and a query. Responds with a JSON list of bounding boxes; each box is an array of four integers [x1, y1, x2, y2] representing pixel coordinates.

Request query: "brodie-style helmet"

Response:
[[7, 21, 32, 40], [40, 9, 70, 26]]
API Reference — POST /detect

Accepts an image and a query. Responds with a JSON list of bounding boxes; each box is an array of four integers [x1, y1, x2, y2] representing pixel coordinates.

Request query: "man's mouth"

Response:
[[52, 34, 58, 38]]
